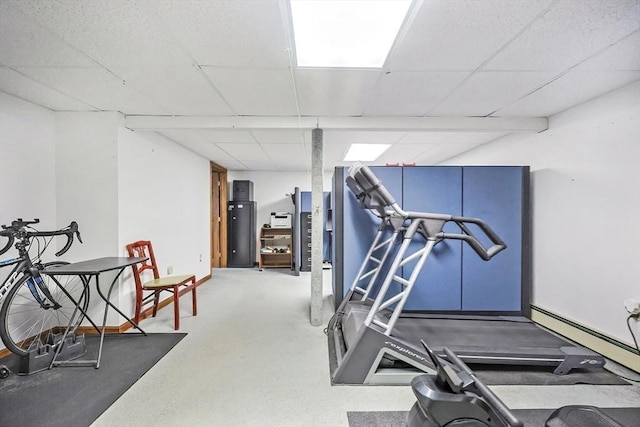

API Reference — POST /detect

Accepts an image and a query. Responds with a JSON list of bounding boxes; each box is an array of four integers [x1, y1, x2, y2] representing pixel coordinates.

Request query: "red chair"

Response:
[[126, 240, 197, 330]]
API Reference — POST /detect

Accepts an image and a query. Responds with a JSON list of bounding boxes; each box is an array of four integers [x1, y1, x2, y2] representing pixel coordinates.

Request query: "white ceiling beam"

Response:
[[125, 115, 548, 132]]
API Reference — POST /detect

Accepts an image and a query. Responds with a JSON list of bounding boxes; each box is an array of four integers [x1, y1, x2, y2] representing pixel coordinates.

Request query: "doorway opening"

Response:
[[210, 162, 228, 269]]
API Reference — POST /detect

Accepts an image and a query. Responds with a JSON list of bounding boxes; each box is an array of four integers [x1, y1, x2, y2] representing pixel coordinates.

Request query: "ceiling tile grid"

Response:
[[150, 0, 292, 68], [0, 66, 96, 112], [429, 71, 559, 116], [202, 67, 297, 116], [364, 71, 471, 116], [484, 0, 640, 71], [0, 0, 638, 171], [388, 0, 554, 71]]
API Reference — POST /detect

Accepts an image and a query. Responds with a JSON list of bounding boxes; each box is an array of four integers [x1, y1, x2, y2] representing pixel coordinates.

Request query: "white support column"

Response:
[[310, 128, 324, 326]]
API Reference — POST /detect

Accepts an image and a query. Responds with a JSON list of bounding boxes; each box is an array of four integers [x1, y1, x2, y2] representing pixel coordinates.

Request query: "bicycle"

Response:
[[0, 218, 86, 367]]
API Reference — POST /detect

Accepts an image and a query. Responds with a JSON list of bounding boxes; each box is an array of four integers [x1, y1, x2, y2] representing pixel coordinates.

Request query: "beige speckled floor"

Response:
[[91, 268, 640, 427]]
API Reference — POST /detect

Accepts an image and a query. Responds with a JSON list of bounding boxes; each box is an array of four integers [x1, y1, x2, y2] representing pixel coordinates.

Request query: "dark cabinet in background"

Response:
[[228, 201, 256, 268]]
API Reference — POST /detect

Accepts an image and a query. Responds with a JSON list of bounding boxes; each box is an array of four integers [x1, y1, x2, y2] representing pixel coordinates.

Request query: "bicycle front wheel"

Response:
[[0, 262, 89, 356]]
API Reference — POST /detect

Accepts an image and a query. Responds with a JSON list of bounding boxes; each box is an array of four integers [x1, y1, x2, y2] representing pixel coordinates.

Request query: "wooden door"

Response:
[[211, 162, 228, 268]]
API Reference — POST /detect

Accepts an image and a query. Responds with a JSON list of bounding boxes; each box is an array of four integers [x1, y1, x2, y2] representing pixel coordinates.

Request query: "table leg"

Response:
[[94, 267, 147, 368]]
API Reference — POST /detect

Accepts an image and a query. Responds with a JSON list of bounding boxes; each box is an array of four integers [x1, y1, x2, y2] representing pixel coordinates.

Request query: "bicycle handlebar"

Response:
[[0, 218, 83, 257]]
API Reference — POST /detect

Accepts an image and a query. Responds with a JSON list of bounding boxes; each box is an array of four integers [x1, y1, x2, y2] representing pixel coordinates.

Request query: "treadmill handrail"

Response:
[[441, 216, 507, 261]]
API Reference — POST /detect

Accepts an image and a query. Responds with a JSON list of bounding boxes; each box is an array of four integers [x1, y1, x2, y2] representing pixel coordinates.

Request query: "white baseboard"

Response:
[[531, 306, 640, 373]]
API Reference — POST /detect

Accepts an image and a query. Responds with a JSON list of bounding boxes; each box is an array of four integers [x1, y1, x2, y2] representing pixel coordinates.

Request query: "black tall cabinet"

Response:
[[228, 201, 257, 268]]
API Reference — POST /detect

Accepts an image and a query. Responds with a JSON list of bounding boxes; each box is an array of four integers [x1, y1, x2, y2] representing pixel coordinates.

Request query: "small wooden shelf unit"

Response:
[[259, 227, 292, 270]]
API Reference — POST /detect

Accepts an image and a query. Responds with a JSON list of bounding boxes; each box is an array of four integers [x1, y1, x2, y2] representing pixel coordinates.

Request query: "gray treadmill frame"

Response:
[[329, 164, 605, 385]]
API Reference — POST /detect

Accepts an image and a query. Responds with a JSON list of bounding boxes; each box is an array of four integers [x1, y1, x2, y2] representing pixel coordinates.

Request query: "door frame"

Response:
[[210, 161, 228, 268]]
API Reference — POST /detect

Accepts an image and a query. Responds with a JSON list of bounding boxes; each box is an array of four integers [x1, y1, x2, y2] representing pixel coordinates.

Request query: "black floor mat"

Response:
[[347, 408, 640, 427], [0, 333, 186, 427]]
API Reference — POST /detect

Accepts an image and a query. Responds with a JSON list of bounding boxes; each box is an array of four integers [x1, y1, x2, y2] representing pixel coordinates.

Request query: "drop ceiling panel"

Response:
[[429, 71, 558, 116], [200, 129, 256, 144], [389, 0, 552, 71], [295, 69, 382, 116], [174, 140, 246, 169], [0, 66, 95, 111], [14, 66, 164, 114], [397, 131, 510, 145], [485, 0, 640, 71], [110, 65, 233, 115], [495, 71, 640, 117], [157, 129, 255, 145], [415, 142, 482, 164], [575, 31, 640, 71], [323, 130, 406, 145], [262, 143, 308, 163], [0, 4, 95, 67], [376, 144, 435, 164], [365, 71, 470, 116], [251, 130, 310, 144], [152, 0, 290, 68], [16, 0, 193, 69], [202, 67, 296, 116], [217, 142, 267, 162]]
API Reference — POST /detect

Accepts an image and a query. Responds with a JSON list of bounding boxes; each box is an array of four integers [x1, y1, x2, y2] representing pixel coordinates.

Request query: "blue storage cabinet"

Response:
[[300, 191, 332, 262], [402, 167, 463, 310], [332, 165, 530, 316], [461, 167, 526, 311]]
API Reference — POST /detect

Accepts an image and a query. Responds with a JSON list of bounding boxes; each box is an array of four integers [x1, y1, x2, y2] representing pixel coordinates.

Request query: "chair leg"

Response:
[[173, 286, 180, 330], [134, 290, 143, 324], [152, 291, 160, 317], [191, 278, 197, 316]]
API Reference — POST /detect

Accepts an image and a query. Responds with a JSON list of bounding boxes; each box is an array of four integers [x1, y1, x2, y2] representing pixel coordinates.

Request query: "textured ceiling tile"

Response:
[[261, 143, 308, 162], [169, 138, 246, 167], [217, 142, 268, 162], [158, 129, 255, 145], [14, 66, 166, 114], [390, 0, 553, 71], [16, 0, 194, 68], [0, 3, 95, 67], [252, 130, 310, 144], [152, 0, 291, 68], [323, 130, 407, 145], [397, 131, 510, 144], [376, 144, 435, 164], [494, 70, 640, 117], [365, 71, 470, 116], [202, 67, 297, 116], [575, 30, 640, 71], [415, 142, 482, 164], [485, 0, 640, 71], [0, 66, 96, 111], [110, 65, 233, 115], [429, 71, 558, 116], [295, 69, 382, 116]]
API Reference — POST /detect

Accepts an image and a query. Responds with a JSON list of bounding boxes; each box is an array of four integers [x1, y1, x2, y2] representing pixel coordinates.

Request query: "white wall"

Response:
[[0, 94, 212, 334], [118, 128, 211, 315], [0, 93, 57, 231], [442, 81, 640, 346], [55, 112, 121, 260]]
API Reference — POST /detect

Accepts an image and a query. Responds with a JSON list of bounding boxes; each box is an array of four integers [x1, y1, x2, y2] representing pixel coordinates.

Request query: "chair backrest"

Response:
[[126, 240, 160, 290]]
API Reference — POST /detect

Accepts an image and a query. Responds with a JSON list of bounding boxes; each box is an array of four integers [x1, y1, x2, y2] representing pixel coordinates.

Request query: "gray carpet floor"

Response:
[[0, 333, 186, 427]]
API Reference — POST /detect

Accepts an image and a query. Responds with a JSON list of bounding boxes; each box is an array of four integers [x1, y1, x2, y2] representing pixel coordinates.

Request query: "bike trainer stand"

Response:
[[18, 333, 86, 375]]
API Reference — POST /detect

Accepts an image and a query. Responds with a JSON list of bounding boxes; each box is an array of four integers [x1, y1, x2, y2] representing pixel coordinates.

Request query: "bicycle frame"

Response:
[[1, 256, 60, 308]]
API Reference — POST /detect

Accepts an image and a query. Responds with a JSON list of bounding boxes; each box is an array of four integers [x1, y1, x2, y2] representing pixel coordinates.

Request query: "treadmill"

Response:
[[328, 164, 605, 385]]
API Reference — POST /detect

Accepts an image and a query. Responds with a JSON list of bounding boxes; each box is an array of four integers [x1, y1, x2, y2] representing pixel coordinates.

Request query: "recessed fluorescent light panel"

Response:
[[290, 0, 412, 68], [344, 144, 391, 161]]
